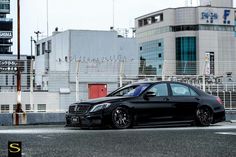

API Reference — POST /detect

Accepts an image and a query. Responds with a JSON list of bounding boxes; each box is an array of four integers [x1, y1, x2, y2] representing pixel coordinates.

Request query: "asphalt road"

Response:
[[0, 122, 236, 157]]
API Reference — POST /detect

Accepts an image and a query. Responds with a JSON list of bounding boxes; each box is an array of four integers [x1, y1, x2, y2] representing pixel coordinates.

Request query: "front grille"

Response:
[[69, 105, 76, 113], [76, 105, 90, 114]]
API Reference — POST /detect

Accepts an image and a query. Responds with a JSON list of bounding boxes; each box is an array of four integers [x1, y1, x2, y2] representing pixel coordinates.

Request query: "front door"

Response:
[[132, 83, 174, 124]]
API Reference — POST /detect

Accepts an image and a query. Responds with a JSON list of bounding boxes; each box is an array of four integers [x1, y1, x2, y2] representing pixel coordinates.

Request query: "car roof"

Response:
[[125, 81, 207, 96]]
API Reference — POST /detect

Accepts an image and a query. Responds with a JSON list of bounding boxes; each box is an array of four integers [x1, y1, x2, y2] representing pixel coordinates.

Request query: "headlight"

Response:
[[90, 103, 111, 112]]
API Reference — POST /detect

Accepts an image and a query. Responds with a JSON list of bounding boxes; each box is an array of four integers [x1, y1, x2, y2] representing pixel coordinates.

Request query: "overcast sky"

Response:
[[8, 0, 235, 55]]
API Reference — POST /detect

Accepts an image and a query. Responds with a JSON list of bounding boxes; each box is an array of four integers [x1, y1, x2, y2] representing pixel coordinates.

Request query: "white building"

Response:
[[135, 0, 236, 81], [35, 29, 138, 111], [0, 54, 61, 113]]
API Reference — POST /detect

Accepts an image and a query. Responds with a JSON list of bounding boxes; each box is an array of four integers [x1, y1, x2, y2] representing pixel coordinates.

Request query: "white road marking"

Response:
[[0, 128, 79, 134], [37, 135, 52, 139], [0, 124, 236, 134], [215, 132, 236, 136]]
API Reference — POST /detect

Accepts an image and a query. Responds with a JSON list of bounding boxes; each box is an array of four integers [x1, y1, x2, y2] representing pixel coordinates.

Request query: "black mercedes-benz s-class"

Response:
[[66, 81, 225, 129]]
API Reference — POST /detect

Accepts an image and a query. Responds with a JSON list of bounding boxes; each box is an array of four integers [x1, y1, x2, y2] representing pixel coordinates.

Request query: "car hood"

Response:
[[77, 96, 134, 105]]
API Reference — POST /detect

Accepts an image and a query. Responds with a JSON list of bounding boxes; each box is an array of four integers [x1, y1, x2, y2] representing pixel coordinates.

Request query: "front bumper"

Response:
[[65, 113, 104, 127]]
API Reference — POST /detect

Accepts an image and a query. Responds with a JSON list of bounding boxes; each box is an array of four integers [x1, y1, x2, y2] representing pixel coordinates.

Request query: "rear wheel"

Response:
[[196, 107, 213, 126], [111, 107, 132, 129]]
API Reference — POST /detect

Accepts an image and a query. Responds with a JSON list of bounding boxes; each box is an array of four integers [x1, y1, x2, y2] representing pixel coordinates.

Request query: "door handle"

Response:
[[163, 97, 170, 101], [195, 97, 200, 101]]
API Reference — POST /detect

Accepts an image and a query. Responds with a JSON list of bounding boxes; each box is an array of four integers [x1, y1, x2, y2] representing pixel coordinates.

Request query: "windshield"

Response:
[[109, 84, 150, 97]]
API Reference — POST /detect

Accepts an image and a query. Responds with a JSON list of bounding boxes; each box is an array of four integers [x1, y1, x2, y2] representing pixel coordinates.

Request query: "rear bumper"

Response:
[[213, 110, 225, 123]]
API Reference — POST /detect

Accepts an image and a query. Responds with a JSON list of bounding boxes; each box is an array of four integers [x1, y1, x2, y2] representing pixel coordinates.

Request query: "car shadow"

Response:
[[64, 123, 197, 131]]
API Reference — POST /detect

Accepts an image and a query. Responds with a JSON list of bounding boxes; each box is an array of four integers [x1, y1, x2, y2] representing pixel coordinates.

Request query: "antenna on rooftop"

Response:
[[112, 0, 115, 29], [185, 0, 193, 6]]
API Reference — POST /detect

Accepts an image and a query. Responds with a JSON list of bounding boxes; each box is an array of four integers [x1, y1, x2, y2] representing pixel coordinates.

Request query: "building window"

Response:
[[159, 64, 162, 69], [38, 104, 46, 112], [12, 75, 15, 86], [1, 105, 9, 113], [138, 13, 163, 28], [138, 20, 143, 27], [5, 75, 8, 86], [0, 4, 10, 10], [176, 37, 197, 75], [42, 42, 46, 55], [158, 43, 162, 47], [13, 104, 17, 111], [139, 39, 164, 75], [47, 40, 52, 53], [140, 46, 142, 51], [36, 44, 40, 56], [25, 104, 31, 112]]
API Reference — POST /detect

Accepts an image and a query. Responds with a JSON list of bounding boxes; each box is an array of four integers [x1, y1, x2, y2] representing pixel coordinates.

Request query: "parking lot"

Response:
[[0, 122, 236, 157]]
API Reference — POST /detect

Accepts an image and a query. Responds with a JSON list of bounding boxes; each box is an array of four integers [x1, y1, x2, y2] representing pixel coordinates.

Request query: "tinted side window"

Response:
[[170, 84, 198, 96], [171, 84, 191, 96], [148, 83, 168, 96], [190, 88, 199, 96], [113, 86, 137, 96]]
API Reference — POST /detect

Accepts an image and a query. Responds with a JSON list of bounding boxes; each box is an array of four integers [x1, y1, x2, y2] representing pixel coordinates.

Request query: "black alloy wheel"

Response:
[[196, 107, 213, 126], [112, 107, 132, 129]]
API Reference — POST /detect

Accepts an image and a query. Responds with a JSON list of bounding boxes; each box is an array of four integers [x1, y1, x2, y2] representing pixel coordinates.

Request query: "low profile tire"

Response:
[[195, 107, 213, 126], [111, 107, 132, 129]]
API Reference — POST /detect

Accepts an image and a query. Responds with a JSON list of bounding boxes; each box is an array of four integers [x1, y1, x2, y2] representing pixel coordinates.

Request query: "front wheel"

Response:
[[195, 107, 213, 126], [111, 107, 132, 129]]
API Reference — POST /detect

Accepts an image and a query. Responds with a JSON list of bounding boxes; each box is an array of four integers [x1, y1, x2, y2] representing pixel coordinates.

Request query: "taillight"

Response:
[[216, 97, 223, 105]]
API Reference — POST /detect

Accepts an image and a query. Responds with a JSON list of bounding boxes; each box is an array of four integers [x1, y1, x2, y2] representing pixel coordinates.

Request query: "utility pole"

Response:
[[16, 0, 22, 113], [46, 0, 49, 37], [119, 60, 124, 87], [13, 0, 26, 126], [30, 37, 36, 112], [162, 60, 165, 81], [76, 60, 80, 102]]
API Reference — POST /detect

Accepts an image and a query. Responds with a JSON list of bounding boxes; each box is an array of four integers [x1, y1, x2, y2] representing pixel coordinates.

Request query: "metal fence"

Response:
[[1, 59, 236, 113]]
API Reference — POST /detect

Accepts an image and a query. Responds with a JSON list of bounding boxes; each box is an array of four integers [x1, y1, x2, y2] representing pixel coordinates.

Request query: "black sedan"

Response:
[[66, 81, 225, 129]]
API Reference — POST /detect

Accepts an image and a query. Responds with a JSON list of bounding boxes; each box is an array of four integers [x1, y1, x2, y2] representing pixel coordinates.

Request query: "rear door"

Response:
[[169, 83, 200, 121]]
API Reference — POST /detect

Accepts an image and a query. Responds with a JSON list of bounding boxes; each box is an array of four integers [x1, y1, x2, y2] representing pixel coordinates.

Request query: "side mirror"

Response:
[[144, 91, 156, 99]]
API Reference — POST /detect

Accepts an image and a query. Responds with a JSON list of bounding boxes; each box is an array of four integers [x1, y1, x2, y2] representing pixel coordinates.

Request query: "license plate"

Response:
[[72, 117, 79, 122]]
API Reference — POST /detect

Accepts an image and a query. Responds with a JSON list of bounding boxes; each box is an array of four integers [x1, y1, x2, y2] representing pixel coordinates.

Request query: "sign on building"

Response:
[[205, 52, 215, 75], [0, 31, 12, 38], [0, 60, 24, 72]]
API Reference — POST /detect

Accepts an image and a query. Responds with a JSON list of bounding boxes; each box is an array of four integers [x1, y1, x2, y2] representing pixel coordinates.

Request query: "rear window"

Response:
[[170, 83, 199, 96]]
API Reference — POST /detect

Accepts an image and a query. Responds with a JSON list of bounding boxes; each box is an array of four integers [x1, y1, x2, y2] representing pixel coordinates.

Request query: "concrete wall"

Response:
[[0, 113, 65, 126], [0, 92, 60, 113], [211, 0, 233, 7]]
